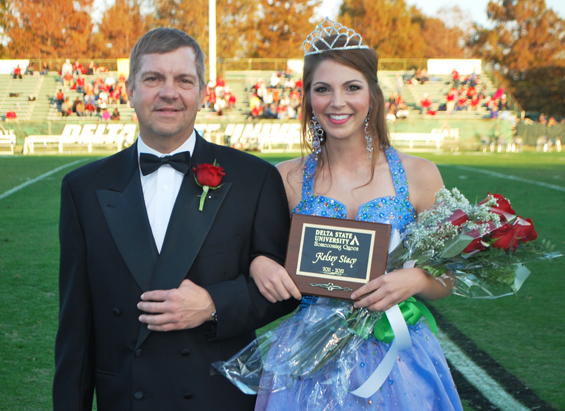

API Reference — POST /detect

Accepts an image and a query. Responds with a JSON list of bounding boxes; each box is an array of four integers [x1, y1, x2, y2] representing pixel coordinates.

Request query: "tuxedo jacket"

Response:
[[53, 134, 297, 411]]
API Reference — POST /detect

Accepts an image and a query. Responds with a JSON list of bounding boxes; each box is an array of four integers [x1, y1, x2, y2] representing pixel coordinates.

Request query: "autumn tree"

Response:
[[250, 0, 321, 58], [90, 0, 146, 58], [338, 0, 426, 58], [4, 0, 94, 58], [149, 0, 257, 60], [469, 0, 565, 115], [412, 6, 470, 58]]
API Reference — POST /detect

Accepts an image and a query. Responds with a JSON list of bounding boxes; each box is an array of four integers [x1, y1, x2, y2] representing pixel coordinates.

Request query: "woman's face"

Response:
[[310, 59, 371, 143]]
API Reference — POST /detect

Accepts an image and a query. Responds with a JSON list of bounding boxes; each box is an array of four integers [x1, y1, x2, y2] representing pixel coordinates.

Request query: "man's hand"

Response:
[[138, 279, 215, 331]]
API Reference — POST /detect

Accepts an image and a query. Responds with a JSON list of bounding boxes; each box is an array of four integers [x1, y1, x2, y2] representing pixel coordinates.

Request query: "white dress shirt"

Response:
[[137, 132, 196, 253]]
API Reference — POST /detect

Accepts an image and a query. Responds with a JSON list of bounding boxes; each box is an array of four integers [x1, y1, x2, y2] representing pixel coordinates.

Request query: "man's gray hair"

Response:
[[128, 28, 206, 90]]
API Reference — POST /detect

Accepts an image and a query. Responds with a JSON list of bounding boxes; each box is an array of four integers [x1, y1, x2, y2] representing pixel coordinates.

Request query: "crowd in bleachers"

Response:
[[246, 68, 303, 121], [203, 75, 237, 115], [54, 59, 127, 120]]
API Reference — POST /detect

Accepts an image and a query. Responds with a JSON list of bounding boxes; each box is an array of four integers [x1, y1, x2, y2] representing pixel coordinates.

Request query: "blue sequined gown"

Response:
[[255, 147, 463, 411]]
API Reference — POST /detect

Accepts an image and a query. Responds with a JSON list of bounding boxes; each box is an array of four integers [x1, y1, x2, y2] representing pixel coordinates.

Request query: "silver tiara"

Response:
[[303, 17, 370, 56]]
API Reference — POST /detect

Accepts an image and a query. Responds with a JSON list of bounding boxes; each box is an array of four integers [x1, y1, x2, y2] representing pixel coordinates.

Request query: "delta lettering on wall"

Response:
[[286, 215, 391, 300]]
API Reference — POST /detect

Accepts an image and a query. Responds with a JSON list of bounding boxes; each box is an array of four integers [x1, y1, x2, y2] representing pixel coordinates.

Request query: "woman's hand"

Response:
[[250, 255, 302, 303], [351, 268, 450, 312]]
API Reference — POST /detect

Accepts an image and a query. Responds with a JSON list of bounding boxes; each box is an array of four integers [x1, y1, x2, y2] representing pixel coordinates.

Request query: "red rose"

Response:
[[193, 163, 225, 188], [490, 223, 516, 250], [463, 237, 487, 253], [513, 217, 537, 244], [479, 193, 515, 222], [447, 209, 469, 227]]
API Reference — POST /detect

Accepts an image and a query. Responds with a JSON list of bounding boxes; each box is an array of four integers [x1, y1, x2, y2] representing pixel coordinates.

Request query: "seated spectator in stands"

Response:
[[72, 97, 81, 113], [41, 62, 50, 75], [118, 73, 126, 83], [75, 100, 86, 117], [207, 87, 217, 109], [85, 100, 96, 116], [98, 90, 109, 106], [446, 87, 457, 114], [25, 62, 34, 76], [263, 103, 278, 119], [62, 71, 74, 89], [76, 74, 86, 93], [547, 117, 557, 127], [87, 60, 97, 75], [256, 80, 268, 101], [215, 75, 226, 94], [263, 90, 274, 105], [111, 108, 120, 120], [13, 65, 22, 79], [56, 89, 65, 108], [415, 68, 428, 84], [120, 89, 129, 105], [214, 96, 226, 116], [387, 93, 398, 113], [489, 105, 498, 119], [61, 98, 71, 117], [225, 87, 236, 109], [469, 95, 480, 111], [248, 104, 263, 120], [538, 113, 547, 124], [470, 68, 478, 88], [386, 106, 396, 122], [396, 96, 409, 119], [284, 65, 292, 80], [420, 93, 433, 114], [249, 93, 261, 111], [498, 94, 508, 111], [287, 104, 297, 120], [109, 87, 122, 105], [456, 95, 468, 111], [294, 78, 303, 93], [270, 72, 280, 89], [104, 74, 116, 91], [61, 59, 73, 78], [94, 74, 104, 88], [6, 108, 17, 121], [289, 89, 300, 107], [277, 102, 287, 120], [73, 60, 83, 75], [451, 68, 460, 88], [102, 108, 111, 121], [467, 85, 477, 100], [492, 86, 505, 101]]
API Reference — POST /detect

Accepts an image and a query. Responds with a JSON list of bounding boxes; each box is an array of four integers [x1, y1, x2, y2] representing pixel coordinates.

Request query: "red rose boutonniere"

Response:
[[193, 160, 225, 211]]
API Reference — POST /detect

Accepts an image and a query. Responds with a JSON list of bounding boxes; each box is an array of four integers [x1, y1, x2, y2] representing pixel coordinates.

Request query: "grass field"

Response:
[[0, 150, 564, 410]]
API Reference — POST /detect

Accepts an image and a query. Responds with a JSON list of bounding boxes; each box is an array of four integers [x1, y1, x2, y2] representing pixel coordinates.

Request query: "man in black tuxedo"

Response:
[[53, 28, 296, 410]]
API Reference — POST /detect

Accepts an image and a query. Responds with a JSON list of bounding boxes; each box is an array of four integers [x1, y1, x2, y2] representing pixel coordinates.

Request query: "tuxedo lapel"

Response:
[[97, 143, 158, 292], [136, 135, 232, 348]]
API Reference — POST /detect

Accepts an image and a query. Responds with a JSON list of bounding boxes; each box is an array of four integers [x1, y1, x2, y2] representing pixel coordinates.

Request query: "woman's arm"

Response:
[[249, 158, 305, 302], [351, 154, 452, 311]]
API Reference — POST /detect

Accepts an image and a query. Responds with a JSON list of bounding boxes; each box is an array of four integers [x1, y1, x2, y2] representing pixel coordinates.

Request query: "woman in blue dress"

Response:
[[248, 19, 464, 411]]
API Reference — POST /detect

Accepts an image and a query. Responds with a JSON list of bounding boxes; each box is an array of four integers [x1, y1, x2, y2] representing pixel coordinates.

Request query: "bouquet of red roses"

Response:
[[386, 188, 560, 299]]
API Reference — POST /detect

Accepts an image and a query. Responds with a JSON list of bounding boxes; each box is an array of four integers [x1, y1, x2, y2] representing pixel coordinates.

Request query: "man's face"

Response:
[[126, 47, 206, 151]]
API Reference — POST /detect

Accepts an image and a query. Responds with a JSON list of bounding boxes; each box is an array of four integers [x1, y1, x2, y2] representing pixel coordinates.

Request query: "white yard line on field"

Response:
[[0, 159, 87, 200], [444, 165, 565, 192], [437, 329, 531, 411]]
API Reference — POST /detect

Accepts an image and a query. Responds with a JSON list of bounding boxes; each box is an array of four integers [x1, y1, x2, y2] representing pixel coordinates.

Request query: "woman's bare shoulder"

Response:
[[276, 157, 307, 210], [397, 151, 444, 213]]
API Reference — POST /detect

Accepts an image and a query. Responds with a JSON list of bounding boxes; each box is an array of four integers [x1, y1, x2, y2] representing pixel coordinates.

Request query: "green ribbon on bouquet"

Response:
[[372, 297, 437, 344]]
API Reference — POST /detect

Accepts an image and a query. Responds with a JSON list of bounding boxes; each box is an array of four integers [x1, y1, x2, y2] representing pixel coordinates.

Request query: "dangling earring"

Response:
[[309, 111, 324, 159], [365, 109, 373, 159]]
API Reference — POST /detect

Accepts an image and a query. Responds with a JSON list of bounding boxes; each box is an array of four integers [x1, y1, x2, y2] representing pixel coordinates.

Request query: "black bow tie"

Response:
[[139, 152, 191, 176]]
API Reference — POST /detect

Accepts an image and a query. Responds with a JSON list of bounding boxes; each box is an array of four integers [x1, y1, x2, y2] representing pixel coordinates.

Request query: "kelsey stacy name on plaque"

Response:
[[299, 227, 372, 282], [286, 214, 391, 299]]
